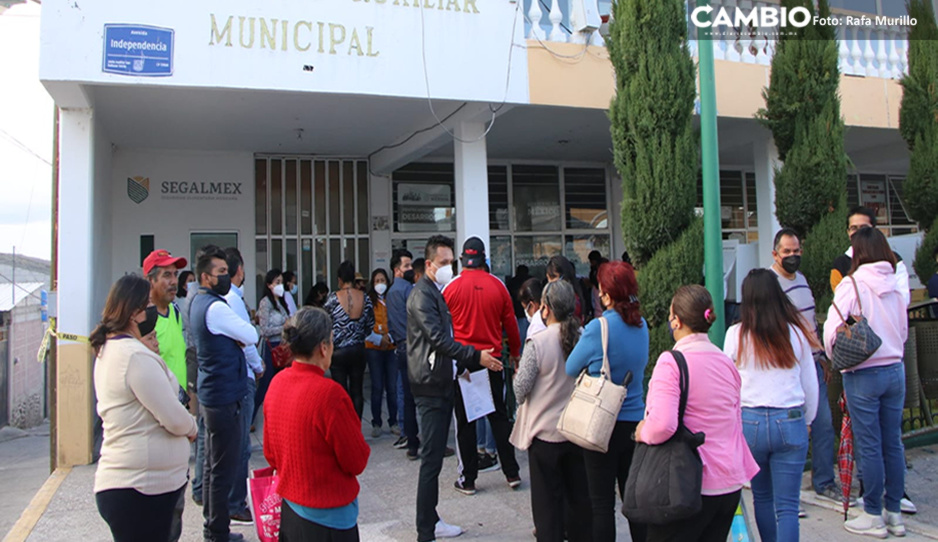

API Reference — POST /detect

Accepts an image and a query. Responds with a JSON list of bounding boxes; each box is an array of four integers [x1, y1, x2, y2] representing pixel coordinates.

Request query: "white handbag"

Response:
[[557, 317, 630, 453]]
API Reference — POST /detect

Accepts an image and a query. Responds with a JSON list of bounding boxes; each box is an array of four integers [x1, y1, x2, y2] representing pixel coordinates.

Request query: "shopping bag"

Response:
[[249, 467, 282, 542]]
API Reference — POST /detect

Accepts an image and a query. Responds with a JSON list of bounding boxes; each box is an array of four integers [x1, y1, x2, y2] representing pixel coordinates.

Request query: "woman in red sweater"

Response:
[[263, 307, 371, 541]]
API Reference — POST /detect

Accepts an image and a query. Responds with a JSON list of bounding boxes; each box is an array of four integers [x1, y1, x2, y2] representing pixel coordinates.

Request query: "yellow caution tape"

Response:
[[36, 319, 91, 363]]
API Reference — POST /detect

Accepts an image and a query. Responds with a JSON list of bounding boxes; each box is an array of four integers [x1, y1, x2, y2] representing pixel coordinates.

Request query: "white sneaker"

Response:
[[901, 497, 917, 514], [883, 510, 906, 537], [435, 519, 464, 538], [844, 512, 888, 539]]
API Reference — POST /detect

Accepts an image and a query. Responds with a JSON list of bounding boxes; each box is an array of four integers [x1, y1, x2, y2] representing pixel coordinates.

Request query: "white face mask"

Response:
[[433, 263, 454, 287], [273, 284, 285, 297], [375, 283, 388, 296], [186, 281, 197, 293], [525, 304, 536, 323]]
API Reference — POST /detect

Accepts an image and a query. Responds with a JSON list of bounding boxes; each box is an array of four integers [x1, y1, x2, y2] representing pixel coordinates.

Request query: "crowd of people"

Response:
[[87, 204, 918, 542]]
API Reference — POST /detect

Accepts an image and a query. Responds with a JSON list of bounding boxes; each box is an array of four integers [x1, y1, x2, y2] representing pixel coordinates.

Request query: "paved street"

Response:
[[0, 423, 51, 538], [4, 410, 938, 541]]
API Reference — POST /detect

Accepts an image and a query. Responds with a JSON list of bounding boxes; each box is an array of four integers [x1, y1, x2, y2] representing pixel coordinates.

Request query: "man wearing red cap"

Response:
[[444, 237, 523, 495], [144, 249, 189, 394]]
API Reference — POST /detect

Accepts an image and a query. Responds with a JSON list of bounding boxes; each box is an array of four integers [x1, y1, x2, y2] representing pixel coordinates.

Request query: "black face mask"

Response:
[[403, 270, 416, 284], [781, 255, 802, 274], [212, 274, 231, 296]]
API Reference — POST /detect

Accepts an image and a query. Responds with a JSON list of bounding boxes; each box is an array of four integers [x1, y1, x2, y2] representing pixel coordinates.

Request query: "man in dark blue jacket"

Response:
[[191, 246, 258, 542]]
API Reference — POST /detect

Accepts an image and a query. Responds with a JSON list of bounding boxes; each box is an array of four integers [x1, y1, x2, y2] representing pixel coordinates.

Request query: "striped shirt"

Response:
[[772, 268, 819, 345]]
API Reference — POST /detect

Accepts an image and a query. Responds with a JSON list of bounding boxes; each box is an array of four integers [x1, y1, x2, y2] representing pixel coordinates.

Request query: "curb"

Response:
[[801, 490, 938, 541], [2, 467, 72, 542]]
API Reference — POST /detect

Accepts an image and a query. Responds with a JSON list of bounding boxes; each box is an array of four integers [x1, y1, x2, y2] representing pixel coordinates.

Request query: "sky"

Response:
[[0, 2, 53, 261]]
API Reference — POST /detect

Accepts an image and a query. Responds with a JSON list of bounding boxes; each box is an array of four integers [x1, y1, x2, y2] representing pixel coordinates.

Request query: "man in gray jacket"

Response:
[[407, 235, 500, 542]]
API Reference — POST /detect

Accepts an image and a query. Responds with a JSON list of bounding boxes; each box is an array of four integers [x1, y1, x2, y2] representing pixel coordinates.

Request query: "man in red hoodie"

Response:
[[444, 237, 522, 495]]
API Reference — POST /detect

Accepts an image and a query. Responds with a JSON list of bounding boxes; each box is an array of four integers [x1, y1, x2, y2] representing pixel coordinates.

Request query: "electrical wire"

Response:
[[0, 128, 52, 166], [522, 10, 592, 61], [418, 0, 521, 143], [0, 270, 46, 302]]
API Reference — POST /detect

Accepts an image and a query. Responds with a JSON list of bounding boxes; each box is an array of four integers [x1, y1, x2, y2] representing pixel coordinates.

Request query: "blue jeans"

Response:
[[228, 378, 255, 516], [811, 360, 836, 493], [367, 349, 398, 428], [843, 363, 906, 516], [743, 406, 809, 542], [476, 417, 496, 454], [192, 410, 206, 501], [396, 346, 419, 452]]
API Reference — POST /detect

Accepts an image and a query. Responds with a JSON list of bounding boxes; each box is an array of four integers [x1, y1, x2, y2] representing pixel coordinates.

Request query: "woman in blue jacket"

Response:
[[566, 260, 648, 542]]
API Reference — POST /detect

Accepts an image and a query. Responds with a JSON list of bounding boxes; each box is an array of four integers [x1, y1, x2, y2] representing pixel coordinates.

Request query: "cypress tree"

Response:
[[756, 0, 848, 310], [608, 0, 702, 363], [899, 0, 938, 283]]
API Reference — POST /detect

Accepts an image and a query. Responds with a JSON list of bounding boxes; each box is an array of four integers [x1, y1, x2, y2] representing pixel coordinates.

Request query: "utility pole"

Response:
[[696, 0, 725, 347], [49, 106, 59, 473]]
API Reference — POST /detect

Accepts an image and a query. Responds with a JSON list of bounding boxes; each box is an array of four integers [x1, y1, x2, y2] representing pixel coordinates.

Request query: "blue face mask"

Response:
[[668, 317, 676, 341]]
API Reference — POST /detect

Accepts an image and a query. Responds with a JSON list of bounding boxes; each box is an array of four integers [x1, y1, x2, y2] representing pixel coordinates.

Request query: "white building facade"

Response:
[[40, 0, 923, 465]]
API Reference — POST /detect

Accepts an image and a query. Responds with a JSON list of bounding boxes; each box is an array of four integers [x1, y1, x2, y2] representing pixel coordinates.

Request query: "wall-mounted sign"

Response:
[[103, 24, 174, 77], [397, 183, 454, 232], [859, 179, 887, 222]]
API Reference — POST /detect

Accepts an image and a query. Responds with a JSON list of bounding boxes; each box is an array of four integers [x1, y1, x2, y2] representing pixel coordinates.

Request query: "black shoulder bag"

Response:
[[622, 350, 705, 525]]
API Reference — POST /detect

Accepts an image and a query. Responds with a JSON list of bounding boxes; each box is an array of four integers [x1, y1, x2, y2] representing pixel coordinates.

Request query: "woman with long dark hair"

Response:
[[252, 268, 290, 428], [824, 227, 908, 538], [365, 268, 398, 438], [511, 280, 592, 541], [175, 270, 194, 300], [323, 261, 375, 420], [565, 261, 648, 542], [724, 269, 819, 542], [637, 285, 758, 542], [92, 275, 198, 542]]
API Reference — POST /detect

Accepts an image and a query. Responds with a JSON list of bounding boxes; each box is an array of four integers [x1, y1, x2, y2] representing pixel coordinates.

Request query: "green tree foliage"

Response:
[[757, 0, 847, 303], [913, 218, 938, 288], [608, 0, 701, 364], [899, 0, 938, 275], [608, 0, 697, 267], [801, 196, 847, 314], [757, 0, 839, 161]]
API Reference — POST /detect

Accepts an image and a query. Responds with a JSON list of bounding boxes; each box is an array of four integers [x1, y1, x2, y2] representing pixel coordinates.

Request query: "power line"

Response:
[[0, 270, 45, 301], [0, 127, 52, 166]]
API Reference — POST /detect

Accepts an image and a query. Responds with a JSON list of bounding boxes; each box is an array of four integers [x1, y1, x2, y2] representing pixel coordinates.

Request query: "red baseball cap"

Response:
[[143, 249, 188, 276]]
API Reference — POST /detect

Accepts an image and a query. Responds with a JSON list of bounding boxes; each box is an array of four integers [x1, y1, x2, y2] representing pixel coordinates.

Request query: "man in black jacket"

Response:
[[407, 235, 501, 542]]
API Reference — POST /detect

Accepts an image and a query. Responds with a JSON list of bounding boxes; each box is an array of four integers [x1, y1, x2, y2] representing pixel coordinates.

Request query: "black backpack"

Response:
[[622, 350, 705, 525]]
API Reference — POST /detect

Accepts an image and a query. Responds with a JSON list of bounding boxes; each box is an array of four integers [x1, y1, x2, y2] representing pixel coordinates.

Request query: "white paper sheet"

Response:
[[458, 369, 495, 422]]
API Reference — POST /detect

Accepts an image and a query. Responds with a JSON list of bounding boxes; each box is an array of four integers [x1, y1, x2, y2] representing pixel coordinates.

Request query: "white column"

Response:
[[369, 174, 392, 273], [454, 121, 490, 259], [753, 134, 781, 269], [56, 107, 97, 466]]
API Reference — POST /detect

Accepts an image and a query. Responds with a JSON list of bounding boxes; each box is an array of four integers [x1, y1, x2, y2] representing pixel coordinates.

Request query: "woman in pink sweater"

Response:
[[636, 285, 758, 542], [824, 227, 909, 538]]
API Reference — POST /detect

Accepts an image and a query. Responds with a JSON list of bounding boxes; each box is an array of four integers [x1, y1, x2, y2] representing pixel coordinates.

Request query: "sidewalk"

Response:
[[0, 422, 51, 538], [9, 408, 938, 541]]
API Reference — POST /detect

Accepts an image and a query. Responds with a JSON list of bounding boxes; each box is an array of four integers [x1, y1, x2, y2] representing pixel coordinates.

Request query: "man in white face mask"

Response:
[[406, 235, 502, 542]]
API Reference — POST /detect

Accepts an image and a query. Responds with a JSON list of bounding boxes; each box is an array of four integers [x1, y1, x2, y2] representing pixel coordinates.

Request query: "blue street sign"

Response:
[[103, 24, 174, 77]]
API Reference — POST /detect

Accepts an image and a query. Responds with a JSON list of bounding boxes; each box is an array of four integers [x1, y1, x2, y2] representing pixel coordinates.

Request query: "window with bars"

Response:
[[391, 163, 612, 280], [255, 157, 369, 300]]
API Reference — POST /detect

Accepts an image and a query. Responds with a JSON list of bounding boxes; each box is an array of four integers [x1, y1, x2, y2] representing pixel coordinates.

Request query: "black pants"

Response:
[[453, 368, 520, 484], [168, 485, 185, 542], [414, 389, 455, 542], [528, 439, 593, 542], [645, 490, 741, 542], [331, 345, 366, 419], [203, 401, 243, 542], [582, 420, 646, 542], [279, 500, 360, 541], [96, 484, 185, 542], [253, 338, 285, 425], [396, 346, 420, 452]]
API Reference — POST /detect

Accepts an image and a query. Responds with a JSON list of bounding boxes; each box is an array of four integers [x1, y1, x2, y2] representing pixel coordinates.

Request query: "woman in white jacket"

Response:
[[824, 227, 909, 538]]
